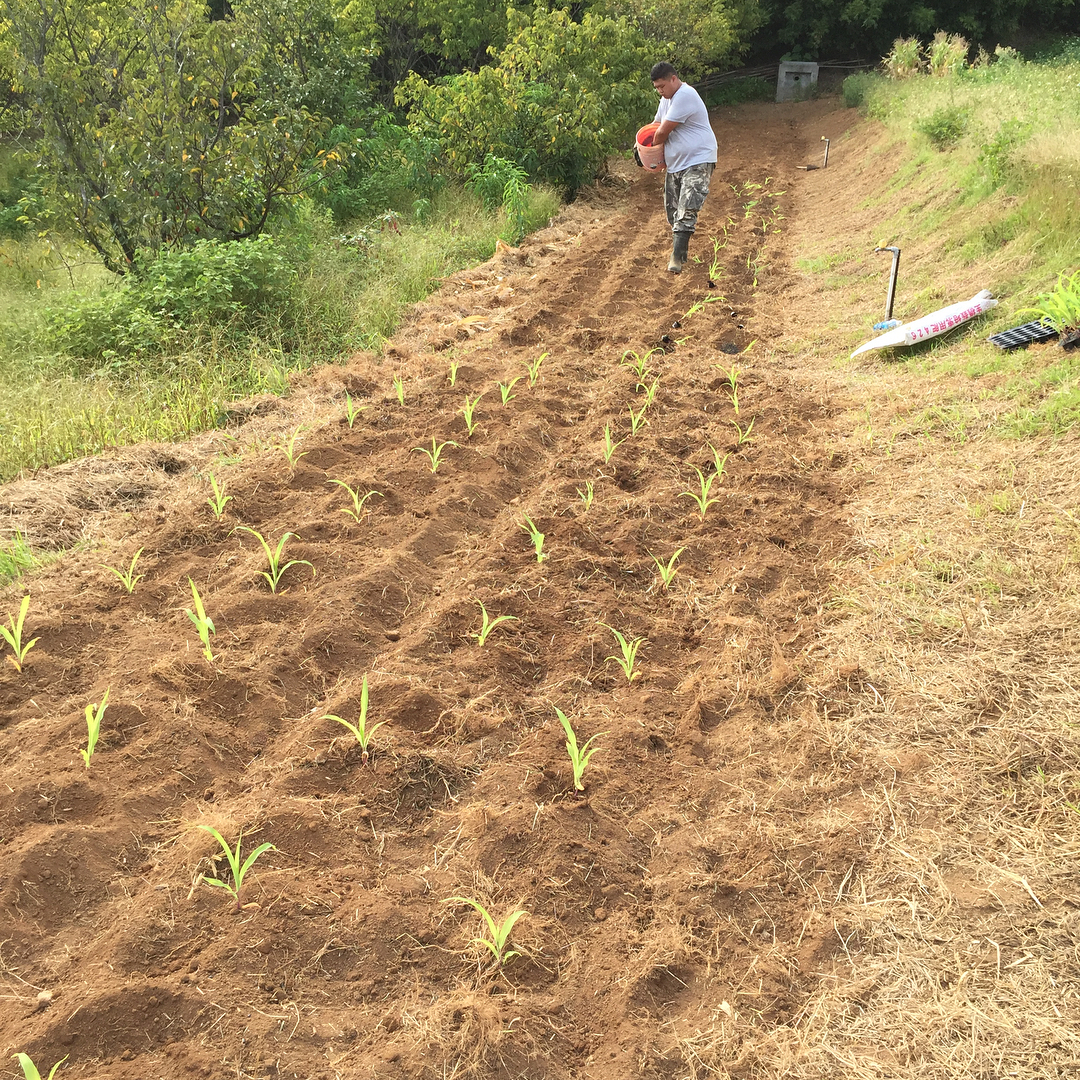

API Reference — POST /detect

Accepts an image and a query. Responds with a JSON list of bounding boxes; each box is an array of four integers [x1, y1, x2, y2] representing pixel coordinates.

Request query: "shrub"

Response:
[[978, 119, 1030, 187], [42, 235, 298, 371], [916, 105, 968, 148], [842, 72, 880, 109]]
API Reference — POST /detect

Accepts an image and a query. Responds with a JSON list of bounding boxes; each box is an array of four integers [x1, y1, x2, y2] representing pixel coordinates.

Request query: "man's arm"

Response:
[[651, 117, 679, 146]]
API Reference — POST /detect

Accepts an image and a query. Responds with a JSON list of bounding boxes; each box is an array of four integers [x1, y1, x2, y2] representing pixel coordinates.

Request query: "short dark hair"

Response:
[[650, 62, 677, 81]]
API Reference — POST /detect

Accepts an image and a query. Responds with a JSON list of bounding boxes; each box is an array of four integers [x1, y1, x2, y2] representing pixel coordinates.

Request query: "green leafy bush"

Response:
[[43, 235, 297, 371], [399, 5, 652, 194], [842, 72, 880, 109], [927, 31, 969, 77], [884, 37, 923, 79], [977, 119, 1030, 187], [916, 105, 968, 148]]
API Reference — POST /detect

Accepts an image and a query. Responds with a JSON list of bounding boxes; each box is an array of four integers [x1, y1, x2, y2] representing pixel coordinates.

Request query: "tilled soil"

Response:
[[1, 100, 870, 1079]]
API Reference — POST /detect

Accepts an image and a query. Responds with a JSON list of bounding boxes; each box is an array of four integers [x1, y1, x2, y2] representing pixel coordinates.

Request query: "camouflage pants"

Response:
[[664, 162, 715, 236]]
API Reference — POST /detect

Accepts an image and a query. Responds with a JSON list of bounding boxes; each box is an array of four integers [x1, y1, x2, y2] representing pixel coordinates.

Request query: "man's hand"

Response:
[[652, 118, 679, 146]]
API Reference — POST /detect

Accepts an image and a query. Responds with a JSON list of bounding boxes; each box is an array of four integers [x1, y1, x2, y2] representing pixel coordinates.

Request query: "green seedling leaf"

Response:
[[471, 600, 518, 646], [233, 526, 315, 593], [443, 896, 527, 966], [344, 391, 368, 428], [601, 423, 626, 464], [321, 674, 387, 763], [81, 688, 109, 768], [392, 374, 405, 405], [13, 1053, 68, 1080], [100, 548, 144, 593], [448, 360, 460, 386], [327, 479, 383, 523], [198, 825, 275, 908], [206, 473, 233, 517], [412, 437, 459, 473], [650, 546, 686, 590], [524, 351, 548, 387], [708, 443, 731, 478], [554, 706, 607, 792], [281, 426, 309, 469], [519, 515, 548, 562], [577, 480, 594, 510], [628, 401, 649, 435], [185, 578, 217, 663], [460, 391, 484, 436], [498, 376, 522, 404], [731, 417, 755, 445], [1, 595, 38, 673], [599, 622, 645, 682], [679, 464, 721, 520]]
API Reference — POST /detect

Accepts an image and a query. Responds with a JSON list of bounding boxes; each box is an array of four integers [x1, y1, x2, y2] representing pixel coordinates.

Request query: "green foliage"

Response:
[[234, 526, 315, 593], [927, 31, 969, 77], [885, 37, 924, 79], [703, 76, 773, 108], [198, 825, 275, 907], [916, 105, 969, 148], [842, 72, 880, 110], [0, 149, 40, 238], [464, 154, 535, 244], [593, 0, 755, 80], [554, 706, 605, 791], [1017, 269, 1080, 333], [0, 532, 38, 583], [321, 674, 386, 762], [1, 594, 38, 672], [101, 548, 145, 593], [41, 236, 298, 372], [81, 689, 109, 769], [12, 1053, 68, 1080], [442, 896, 526, 966], [977, 119, 1030, 187], [2, 0, 335, 274], [399, 5, 653, 193]]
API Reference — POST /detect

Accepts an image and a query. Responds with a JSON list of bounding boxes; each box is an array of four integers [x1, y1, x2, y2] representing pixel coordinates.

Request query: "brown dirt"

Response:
[[4, 98, 1078, 1080]]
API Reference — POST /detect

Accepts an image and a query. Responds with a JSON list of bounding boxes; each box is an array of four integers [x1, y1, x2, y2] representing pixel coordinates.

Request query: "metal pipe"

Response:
[[874, 245, 901, 321], [821, 136, 830, 167]]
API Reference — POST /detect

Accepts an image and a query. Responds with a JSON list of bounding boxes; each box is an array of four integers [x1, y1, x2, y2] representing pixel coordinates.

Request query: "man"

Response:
[[649, 62, 718, 274]]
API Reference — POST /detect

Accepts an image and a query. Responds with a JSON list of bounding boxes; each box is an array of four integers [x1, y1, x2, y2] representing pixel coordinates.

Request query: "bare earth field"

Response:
[[3, 100, 1079, 1080]]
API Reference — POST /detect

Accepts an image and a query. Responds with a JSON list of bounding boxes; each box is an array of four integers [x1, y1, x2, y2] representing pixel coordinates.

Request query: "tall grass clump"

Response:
[[0, 183, 559, 482]]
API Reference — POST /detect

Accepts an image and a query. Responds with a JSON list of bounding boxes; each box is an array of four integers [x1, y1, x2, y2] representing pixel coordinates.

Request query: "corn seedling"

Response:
[[344, 391, 368, 428], [321, 674, 386, 763], [206, 473, 233, 517], [185, 578, 216, 662], [1, 595, 38, 672], [498, 376, 522, 404], [412, 437, 459, 473], [80, 688, 109, 768], [13, 1053, 68, 1080], [628, 401, 649, 435], [460, 391, 484, 436], [651, 546, 685, 590], [577, 480, 595, 510], [198, 825, 275, 909], [620, 347, 659, 382], [448, 360, 460, 386], [708, 237, 725, 282], [641, 376, 660, 406], [519, 515, 548, 562], [471, 600, 518, 646], [731, 417, 756, 445], [101, 548, 145, 593], [443, 896, 526, 966], [680, 465, 722, 520], [327, 479, 383, 523], [234, 526, 315, 593], [684, 295, 721, 321], [601, 423, 626, 464], [708, 443, 731, 478], [280, 427, 309, 470], [600, 623, 645, 682], [555, 706, 606, 791], [524, 351, 547, 386], [392, 374, 405, 405]]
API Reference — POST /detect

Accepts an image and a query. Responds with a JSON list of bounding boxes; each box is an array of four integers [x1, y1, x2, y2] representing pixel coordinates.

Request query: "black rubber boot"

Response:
[[668, 232, 690, 274]]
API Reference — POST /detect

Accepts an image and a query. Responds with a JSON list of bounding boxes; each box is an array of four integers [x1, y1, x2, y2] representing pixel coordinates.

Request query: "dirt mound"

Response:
[[2, 101, 868, 1079]]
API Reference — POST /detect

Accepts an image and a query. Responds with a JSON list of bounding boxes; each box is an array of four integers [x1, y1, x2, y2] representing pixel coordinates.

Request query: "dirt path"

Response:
[[2, 101, 880, 1080]]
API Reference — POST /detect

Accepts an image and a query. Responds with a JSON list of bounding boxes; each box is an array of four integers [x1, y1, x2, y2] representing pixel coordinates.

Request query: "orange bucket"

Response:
[[636, 123, 665, 172]]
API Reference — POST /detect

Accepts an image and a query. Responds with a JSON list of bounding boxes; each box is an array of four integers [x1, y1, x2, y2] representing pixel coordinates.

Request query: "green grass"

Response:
[[0, 183, 559, 482]]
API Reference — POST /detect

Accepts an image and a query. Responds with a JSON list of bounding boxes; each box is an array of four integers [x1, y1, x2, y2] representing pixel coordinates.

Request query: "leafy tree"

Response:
[[399, 4, 654, 193], [1, 0, 336, 274], [592, 0, 760, 78]]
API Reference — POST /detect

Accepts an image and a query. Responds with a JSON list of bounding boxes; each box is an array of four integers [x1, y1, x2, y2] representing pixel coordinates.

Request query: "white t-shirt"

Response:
[[654, 83, 717, 174]]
